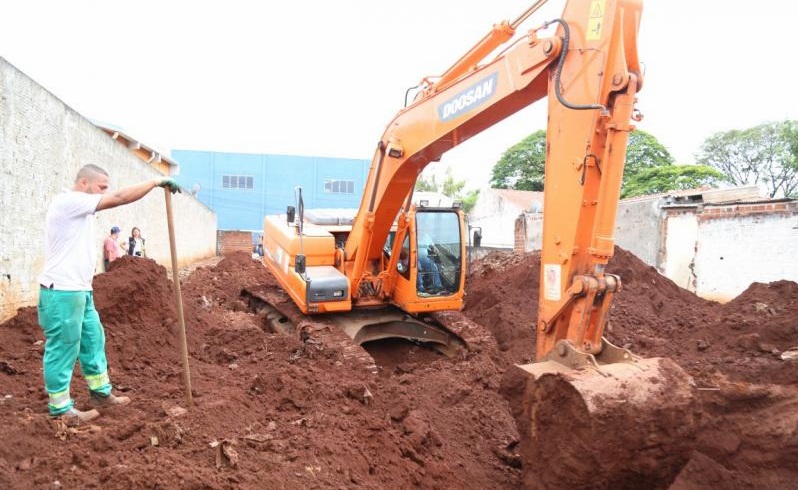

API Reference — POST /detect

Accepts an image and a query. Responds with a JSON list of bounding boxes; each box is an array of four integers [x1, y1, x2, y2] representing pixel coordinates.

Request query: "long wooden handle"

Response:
[[165, 189, 193, 407]]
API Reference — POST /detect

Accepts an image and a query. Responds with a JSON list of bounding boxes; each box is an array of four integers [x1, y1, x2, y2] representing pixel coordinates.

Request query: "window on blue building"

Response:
[[324, 179, 354, 194], [222, 175, 254, 190]]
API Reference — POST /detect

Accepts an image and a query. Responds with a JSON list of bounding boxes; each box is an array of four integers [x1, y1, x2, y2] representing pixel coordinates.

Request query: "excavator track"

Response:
[[241, 285, 494, 374], [242, 285, 379, 373]]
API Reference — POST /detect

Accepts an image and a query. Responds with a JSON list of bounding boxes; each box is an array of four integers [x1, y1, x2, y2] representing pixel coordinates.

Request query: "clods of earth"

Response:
[[1, 249, 797, 489]]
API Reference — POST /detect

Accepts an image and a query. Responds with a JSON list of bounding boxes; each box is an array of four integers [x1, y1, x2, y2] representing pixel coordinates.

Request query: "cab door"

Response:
[[390, 207, 466, 313]]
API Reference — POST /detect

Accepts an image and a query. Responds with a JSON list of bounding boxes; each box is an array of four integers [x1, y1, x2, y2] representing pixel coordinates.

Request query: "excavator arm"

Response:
[[536, 0, 643, 359]]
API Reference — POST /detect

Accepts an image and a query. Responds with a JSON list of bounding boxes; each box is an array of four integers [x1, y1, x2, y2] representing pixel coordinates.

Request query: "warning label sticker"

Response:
[[587, 0, 606, 40], [543, 264, 562, 302]]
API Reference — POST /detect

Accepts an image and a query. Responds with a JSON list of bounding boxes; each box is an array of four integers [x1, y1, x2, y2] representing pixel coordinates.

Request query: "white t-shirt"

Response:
[[131, 237, 144, 256], [38, 191, 103, 291]]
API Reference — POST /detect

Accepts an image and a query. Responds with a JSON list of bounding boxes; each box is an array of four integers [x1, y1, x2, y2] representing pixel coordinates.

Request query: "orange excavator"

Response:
[[259, 0, 697, 487]]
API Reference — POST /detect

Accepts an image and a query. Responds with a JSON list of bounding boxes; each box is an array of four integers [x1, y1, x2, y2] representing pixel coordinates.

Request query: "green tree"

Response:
[[414, 174, 438, 192], [442, 169, 480, 213], [783, 121, 798, 198], [490, 129, 675, 192], [621, 165, 728, 198], [696, 120, 798, 198], [490, 130, 546, 190], [623, 130, 675, 188], [415, 167, 480, 214]]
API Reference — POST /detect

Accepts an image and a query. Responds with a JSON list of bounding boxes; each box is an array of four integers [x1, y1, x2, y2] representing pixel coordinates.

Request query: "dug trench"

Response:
[[0, 249, 797, 489]]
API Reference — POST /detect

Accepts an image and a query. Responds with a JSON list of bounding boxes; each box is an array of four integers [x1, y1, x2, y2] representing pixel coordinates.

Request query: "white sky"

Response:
[[2, 0, 796, 188]]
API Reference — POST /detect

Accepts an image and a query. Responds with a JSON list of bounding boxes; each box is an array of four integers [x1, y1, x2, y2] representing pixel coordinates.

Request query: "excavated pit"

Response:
[[0, 249, 797, 489]]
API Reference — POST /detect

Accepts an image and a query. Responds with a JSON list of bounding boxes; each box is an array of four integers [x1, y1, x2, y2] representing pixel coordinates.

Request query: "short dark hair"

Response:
[[75, 164, 109, 183]]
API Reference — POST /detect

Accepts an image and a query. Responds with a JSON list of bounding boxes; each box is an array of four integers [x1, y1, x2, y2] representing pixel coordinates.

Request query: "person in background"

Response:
[[103, 226, 123, 271], [37, 164, 180, 424], [127, 227, 146, 257]]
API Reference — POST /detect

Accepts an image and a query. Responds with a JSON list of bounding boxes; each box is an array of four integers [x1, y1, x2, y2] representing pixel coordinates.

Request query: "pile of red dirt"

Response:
[[0, 249, 796, 489], [463, 247, 798, 489]]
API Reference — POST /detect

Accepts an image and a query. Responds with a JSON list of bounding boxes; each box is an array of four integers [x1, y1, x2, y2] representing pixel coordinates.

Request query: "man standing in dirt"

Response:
[[37, 164, 180, 423]]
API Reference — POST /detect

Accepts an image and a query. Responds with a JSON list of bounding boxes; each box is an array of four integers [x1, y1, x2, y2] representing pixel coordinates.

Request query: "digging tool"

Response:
[[164, 188, 193, 407]]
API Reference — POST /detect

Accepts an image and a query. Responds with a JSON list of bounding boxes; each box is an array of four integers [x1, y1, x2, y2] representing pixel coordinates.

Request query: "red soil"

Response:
[[0, 249, 796, 489]]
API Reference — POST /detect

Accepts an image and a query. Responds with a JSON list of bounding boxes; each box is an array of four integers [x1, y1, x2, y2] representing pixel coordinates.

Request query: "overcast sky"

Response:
[[3, 0, 796, 188]]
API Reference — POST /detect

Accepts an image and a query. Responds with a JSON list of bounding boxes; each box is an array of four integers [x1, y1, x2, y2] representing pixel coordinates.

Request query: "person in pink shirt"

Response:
[[103, 226, 122, 271]]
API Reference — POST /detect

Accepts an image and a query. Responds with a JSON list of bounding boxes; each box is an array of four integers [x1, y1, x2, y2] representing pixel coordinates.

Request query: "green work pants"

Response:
[[37, 289, 112, 415]]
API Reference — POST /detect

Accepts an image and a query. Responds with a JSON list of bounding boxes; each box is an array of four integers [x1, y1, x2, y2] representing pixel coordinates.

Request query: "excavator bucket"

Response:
[[502, 340, 698, 490]]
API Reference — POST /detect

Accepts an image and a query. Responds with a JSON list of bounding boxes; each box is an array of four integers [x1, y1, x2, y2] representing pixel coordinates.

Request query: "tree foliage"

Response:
[[623, 130, 675, 187], [621, 165, 728, 198], [415, 168, 480, 214], [414, 174, 438, 192], [490, 129, 676, 194], [489, 130, 546, 191], [696, 120, 798, 198]]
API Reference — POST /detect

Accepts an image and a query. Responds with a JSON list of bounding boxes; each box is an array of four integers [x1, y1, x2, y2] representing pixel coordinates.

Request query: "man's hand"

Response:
[[155, 177, 182, 194]]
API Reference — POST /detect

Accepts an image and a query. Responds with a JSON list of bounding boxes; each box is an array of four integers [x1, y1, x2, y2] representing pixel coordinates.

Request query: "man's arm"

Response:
[[97, 178, 180, 211]]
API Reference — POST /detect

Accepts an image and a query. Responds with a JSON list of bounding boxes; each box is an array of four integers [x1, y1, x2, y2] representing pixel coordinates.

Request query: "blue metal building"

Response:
[[171, 150, 370, 231]]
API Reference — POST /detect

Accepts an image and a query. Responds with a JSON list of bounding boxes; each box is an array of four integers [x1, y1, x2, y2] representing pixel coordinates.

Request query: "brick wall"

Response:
[[514, 215, 525, 252], [218, 231, 254, 256], [0, 57, 218, 322], [513, 213, 543, 252]]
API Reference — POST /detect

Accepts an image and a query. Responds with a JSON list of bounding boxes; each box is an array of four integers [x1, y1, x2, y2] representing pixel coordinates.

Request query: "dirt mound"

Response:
[[0, 252, 517, 489], [718, 280, 798, 346], [464, 247, 798, 489], [463, 251, 538, 364], [94, 255, 177, 329], [1, 248, 797, 489]]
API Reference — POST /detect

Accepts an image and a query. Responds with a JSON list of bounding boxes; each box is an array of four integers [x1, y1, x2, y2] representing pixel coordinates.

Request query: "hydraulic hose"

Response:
[[546, 18, 607, 113]]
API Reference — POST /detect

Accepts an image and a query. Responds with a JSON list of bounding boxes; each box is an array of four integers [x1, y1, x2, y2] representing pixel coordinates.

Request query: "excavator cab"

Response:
[[414, 207, 463, 297], [388, 205, 466, 312]]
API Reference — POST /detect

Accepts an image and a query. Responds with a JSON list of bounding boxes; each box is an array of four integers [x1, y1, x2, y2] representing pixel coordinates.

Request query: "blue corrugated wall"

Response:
[[172, 150, 369, 231]]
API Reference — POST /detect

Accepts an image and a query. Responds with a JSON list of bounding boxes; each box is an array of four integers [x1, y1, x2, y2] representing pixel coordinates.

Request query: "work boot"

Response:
[[56, 407, 101, 426], [89, 392, 131, 408]]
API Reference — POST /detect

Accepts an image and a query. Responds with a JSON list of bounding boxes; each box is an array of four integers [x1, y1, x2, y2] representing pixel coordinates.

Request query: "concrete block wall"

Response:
[[497, 192, 798, 303], [615, 197, 663, 266], [661, 212, 699, 292], [0, 57, 217, 322], [469, 193, 520, 249], [686, 202, 798, 302]]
